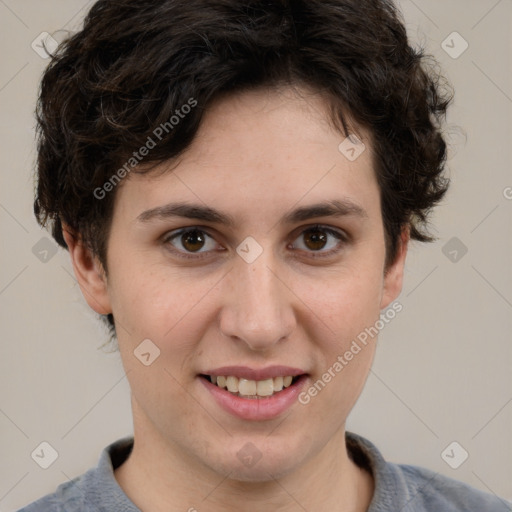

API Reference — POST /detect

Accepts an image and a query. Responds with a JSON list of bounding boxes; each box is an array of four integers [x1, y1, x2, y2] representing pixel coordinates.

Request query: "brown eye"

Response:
[[181, 229, 206, 252], [164, 228, 219, 258], [303, 227, 328, 251], [291, 225, 346, 256]]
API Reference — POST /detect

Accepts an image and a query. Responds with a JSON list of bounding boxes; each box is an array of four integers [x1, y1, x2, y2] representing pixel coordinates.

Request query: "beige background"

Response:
[[0, 0, 511, 509]]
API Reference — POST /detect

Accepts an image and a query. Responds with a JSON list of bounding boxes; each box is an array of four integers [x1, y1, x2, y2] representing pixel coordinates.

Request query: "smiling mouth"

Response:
[[199, 374, 302, 399]]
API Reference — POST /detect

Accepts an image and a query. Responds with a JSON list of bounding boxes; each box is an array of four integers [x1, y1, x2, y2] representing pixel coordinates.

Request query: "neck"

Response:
[[115, 408, 374, 512]]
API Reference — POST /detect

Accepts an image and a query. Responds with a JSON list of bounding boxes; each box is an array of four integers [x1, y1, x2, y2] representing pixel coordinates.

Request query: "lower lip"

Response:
[[199, 375, 308, 421]]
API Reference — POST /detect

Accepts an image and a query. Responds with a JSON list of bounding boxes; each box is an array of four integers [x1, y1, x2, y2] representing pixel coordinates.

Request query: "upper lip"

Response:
[[201, 366, 307, 381]]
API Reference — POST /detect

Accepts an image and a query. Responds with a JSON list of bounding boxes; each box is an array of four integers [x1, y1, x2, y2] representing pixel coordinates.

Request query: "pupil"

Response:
[[305, 229, 327, 250], [182, 230, 205, 252]]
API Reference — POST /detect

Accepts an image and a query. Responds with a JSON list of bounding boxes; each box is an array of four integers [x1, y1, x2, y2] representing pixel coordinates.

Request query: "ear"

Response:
[[380, 227, 409, 309], [62, 225, 112, 315]]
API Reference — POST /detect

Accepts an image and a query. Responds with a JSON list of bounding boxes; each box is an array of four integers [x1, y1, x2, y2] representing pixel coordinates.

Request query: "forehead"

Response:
[[115, 86, 379, 226]]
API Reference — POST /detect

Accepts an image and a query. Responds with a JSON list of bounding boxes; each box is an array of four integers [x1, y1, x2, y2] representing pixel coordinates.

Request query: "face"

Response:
[[70, 86, 407, 481]]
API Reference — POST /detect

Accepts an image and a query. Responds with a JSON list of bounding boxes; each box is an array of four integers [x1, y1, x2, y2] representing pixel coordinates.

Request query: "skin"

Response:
[[64, 86, 408, 512]]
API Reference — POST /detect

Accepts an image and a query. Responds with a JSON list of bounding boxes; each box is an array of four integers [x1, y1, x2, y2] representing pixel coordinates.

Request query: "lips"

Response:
[[198, 366, 308, 420], [202, 365, 306, 381]]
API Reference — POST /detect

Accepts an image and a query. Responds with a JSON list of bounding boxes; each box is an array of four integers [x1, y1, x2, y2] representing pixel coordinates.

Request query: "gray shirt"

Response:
[[17, 432, 510, 511]]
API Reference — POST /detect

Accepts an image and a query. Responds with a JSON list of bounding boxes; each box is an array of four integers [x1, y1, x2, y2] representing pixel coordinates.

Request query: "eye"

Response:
[[162, 224, 347, 260], [290, 224, 347, 257], [163, 228, 221, 258]]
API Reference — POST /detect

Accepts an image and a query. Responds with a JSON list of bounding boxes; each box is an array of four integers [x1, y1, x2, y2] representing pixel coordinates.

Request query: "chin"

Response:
[[205, 441, 309, 483], [221, 461, 298, 483]]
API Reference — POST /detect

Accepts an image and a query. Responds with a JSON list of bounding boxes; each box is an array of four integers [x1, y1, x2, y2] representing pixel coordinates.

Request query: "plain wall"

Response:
[[0, 1, 511, 509]]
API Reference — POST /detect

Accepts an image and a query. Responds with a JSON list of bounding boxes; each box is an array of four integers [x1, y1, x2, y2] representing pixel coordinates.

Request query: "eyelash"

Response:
[[162, 224, 348, 261]]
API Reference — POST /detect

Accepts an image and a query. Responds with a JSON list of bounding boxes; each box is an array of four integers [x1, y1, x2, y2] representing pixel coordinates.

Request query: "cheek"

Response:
[[109, 265, 210, 418], [301, 265, 384, 339], [296, 275, 382, 424], [297, 265, 383, 404], [108, 260, 206, 336]]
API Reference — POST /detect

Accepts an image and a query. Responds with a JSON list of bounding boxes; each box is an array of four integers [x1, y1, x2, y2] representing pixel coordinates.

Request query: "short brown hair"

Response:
[[34, 0, 452, 331]]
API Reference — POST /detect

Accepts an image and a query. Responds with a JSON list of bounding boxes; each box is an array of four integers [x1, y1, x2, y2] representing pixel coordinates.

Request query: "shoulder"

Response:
[[15, 437, 136, 512], [397, 463, 510, 511], [15, 475, 86, 512], [346, 431, 510, 512]]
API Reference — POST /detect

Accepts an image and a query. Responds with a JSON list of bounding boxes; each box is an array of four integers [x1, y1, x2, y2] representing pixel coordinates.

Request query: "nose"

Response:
[[218, 248, 296, 352]]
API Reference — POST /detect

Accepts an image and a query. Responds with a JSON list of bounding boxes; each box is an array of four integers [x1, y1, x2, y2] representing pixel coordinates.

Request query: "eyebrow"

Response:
[[136, 199, 367, 226]]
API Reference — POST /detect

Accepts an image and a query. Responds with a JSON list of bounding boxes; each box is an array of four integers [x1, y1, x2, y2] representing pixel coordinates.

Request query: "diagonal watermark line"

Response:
[[471, 471, 512, 509], [406, 265, 438, 297], [61, 470, 84, 493], [172, 171, 209, 206], [266, 476, 311, 512], [0, 472, 29, 503], [0, 203, 29, 233], [0, 407, 29, 439], [470, 204, 499, 233], [263, 408, 295, 437], [471, 266, 512, 309], [398, 471, 441, 512], [407, 0, 439, 29], [0, 0, 29, 28], [163, 269, 233, 337], [266, 389, 349, 465], [261, 374, 325, 438], [0, 62, 29, 92], [0, 265, 29, 296], [471, 396, 512, 439], [163, 368, 233, 437], [200, 471, 235, 502], [472, 61, 512, 104], [471, 0, 503, 30], [198, 461, 308, 511], [60, 470, 98, 510], [266, 164, 336, 234], [267, 473, 308, 512], [371, 369, 439, 438], [61, 371, 130, 439], [62, 0, 95, 29], [266, 266, 336, 335]]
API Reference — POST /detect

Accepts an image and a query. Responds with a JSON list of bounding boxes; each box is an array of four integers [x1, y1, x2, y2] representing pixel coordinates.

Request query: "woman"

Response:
[[19, 0, 508, 510]]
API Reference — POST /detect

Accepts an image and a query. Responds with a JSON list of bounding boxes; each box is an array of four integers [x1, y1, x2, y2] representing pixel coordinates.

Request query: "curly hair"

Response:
[[34, 0, 452, 332]]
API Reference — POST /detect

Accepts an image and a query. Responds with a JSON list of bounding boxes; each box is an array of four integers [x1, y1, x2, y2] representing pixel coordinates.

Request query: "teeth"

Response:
[[238, 378, 256, 396], [210, 375, 297, 398], [226, 376, 239, 393], [256, 378, 274, 397]]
